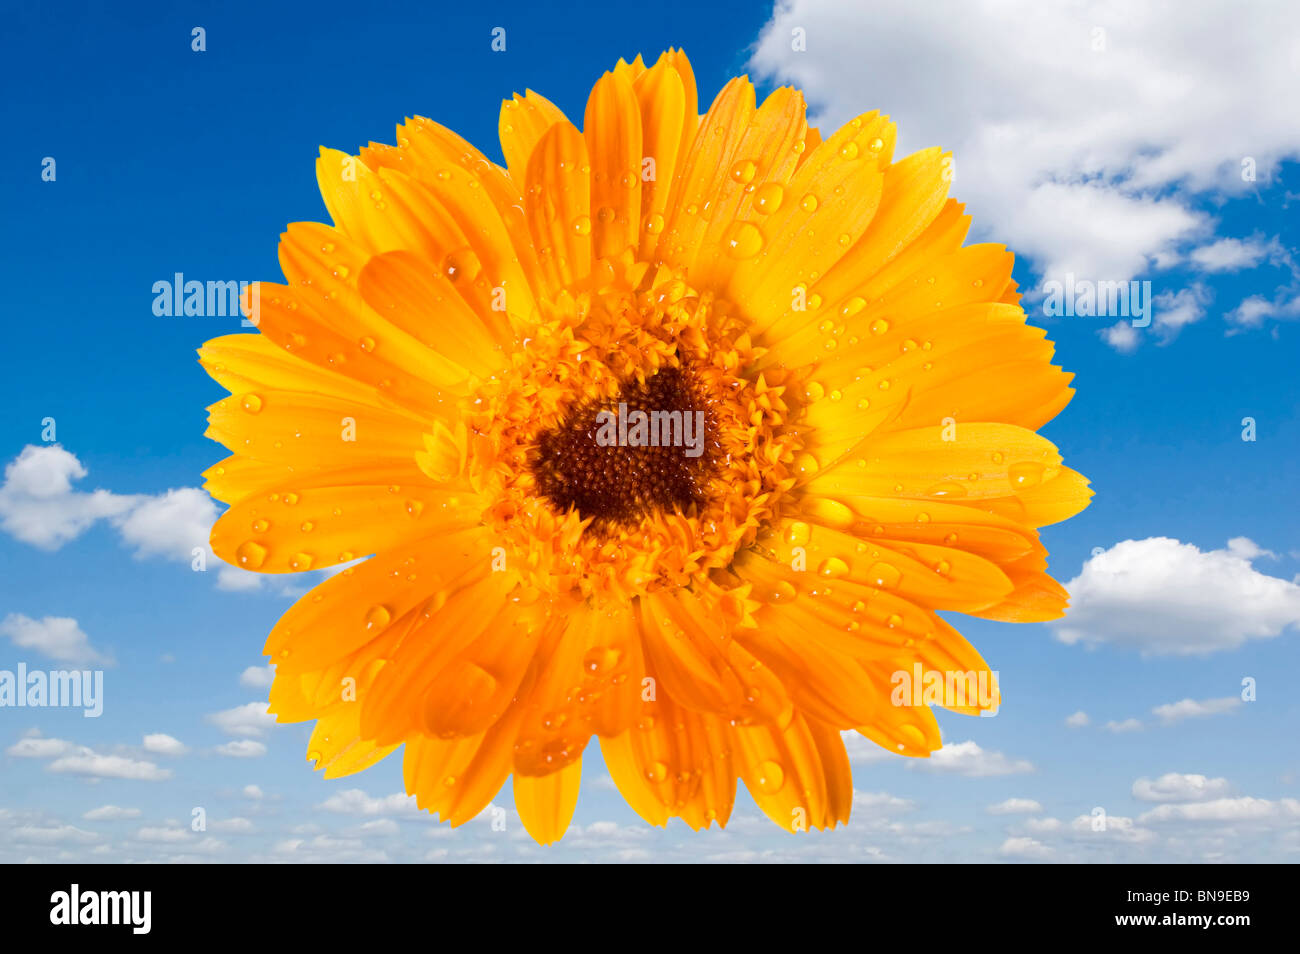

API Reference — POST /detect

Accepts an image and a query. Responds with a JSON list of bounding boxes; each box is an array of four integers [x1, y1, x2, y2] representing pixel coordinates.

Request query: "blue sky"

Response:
[[2, 0, 1298, 862]]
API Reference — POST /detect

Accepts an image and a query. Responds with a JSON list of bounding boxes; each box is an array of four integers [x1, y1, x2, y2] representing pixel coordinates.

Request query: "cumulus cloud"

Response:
[[318, 789, 421, 817], [6, 736, 74, 759], [912, 740, 1034, 777], [0, 444, 261, 592], [1065, 711, 1090, 728], [48, 750, 172, 781], [215, 740, 267, 758], [205, 702, 276, 738], [749, 0, 1300, 329], [988, 798, 1043, 815], [1139, 797, 1300, 824], [0, 445, 137, 549], [999, 836, 1053, 859], [142, 733, 188, 756], [1054, 537, 1300, 655], [0, 613, 112, 666], [8, 733, 171, 780], [1132, 773, 1232, 803], [1150, 284, 1212, 343], [210, 817, 256, 834], [1152, 697, 1242, 724], [82, 805, 142, 821], [1099, 320, 1139, 354], [239, 665, 275, 689], [1103, 718, 1143, 733], [1227, 291, 1300, 328], [1189, 236, 1281, 273], [10, 824, 99, 845], [852, 791, 915, 815]]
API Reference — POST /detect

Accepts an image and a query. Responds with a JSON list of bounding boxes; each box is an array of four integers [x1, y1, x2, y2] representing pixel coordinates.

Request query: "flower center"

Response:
[[532, 366, 717, 527]]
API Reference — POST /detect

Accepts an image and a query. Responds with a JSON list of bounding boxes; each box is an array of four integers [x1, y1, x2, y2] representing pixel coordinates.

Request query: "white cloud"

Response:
[[0, 444, 262, 592], [210, 817, 255, 834], [1065, 710, 1090, 728], [238, 665, 275, 689], [1139, 797, 1300, 824], [749, 0, 1300, 317], [114, 487, 217, 563], [999, 836, 1053, 859], [1151, 284, 1212, 342], [0, 445, 136, 549], [82, 805, 142, 821], [6, 735, 74, 759], [912, 740, 1034, 777], [206, 702, 276, 738], [851, 791, 914, 815], [1099, 320, 1139, 354], [841, 730, 894, 765], [1104, 719, 1143, 733], [142, 733, 188, 756], [357, 818, 400, 836], [135, 826, 190, 843], [242, 784, 264, 800], [318, 789, 421, 817], [0, 613, 112, 666], [10, 824, 99, 845], [988, 798, 1043, 815], [48, 749, 172, 781], [1189, 236, 1278, 273], [1068, 813, 1155, 843], [1132, 773, 1232, 803], [1023, 817, 1064, 834], [1227, 291, 1300, 328], [1055, 537, 1300, 655], [215, 740, 267, 758], [1152, 697, 1242, 725]]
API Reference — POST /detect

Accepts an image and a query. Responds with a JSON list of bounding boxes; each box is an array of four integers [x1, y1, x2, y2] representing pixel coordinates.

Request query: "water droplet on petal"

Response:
[[236, 540, 267, 569], [753, 182, 785, 213], [729, 158, 757, 184], [756, 760, 786, 793], [724, 221, 764, 259]]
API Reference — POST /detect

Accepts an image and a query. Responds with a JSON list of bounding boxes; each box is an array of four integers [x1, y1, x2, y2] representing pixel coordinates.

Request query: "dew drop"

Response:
[[756, 759, 786, 793], [753, 182, 785, 213], [840, 296, 866, 318], [235, 540, 267, 569], [723, 221, 764, 259], [1008, 462, 1045, 488], [729, 158, 757, 184], [818, 557, 850, 578], [867, 562, 902, 589], [443, 246, 483, 283], [792, 453, 820, 477]]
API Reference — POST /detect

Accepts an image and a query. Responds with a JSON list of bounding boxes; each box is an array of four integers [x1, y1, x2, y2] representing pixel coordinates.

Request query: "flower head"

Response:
[[200, 50, 1090, 843]]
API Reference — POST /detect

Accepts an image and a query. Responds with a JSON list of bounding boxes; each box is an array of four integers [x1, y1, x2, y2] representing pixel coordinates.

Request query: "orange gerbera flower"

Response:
[[199, 49, 1090, 844]]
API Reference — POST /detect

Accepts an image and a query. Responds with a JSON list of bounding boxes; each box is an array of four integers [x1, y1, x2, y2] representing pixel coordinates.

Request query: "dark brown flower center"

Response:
[[533, 366, 717, 526]]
